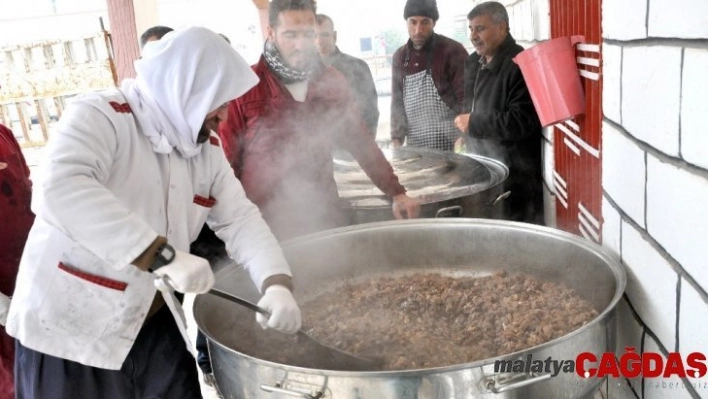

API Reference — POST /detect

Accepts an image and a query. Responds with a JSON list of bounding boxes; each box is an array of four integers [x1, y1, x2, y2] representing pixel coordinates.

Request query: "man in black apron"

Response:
[[390, 0, 468, 151]]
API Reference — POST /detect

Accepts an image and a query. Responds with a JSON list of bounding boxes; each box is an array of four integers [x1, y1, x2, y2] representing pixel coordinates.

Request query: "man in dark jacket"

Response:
[[315, 14, 379, 136], [454, 1, 543, 224], [391, 0, 468, 151]]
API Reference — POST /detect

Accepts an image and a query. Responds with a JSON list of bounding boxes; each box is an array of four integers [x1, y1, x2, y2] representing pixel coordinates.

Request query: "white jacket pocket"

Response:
[[189, 194, 215, 242], [37, 262, 127, 339]]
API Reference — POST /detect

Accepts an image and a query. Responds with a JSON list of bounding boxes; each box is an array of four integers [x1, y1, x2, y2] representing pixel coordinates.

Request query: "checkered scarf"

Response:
[[263, 40, 316, 83]]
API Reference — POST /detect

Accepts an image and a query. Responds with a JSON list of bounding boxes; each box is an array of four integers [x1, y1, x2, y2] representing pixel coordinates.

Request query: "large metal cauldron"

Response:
[[334, 148, 510, 223], [194, 219, 626, 399]]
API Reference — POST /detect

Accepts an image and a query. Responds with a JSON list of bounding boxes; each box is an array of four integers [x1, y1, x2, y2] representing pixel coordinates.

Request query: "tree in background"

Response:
[[451, 29, 469, 48], [379, 28, 406, 55]]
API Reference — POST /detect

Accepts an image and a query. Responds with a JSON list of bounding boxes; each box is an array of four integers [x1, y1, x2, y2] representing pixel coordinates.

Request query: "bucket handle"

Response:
[[260, 383, 324, 398], [570, 35, 585, 46]]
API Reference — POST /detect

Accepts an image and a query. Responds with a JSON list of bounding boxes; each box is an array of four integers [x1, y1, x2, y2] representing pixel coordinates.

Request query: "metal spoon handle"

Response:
[[206, 287, 382, 370], [208, 287, 271, 317]]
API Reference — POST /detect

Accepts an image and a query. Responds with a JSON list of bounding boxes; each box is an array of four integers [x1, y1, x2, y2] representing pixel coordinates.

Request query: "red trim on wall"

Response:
[[550, 0, 603, 240]]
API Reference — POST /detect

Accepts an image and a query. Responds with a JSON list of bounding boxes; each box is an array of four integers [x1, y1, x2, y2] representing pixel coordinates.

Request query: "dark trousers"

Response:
[[196, 331, 211, 374], [0, 327, 14, 399], [505, 174, 545, 225], [14, 305, 201, 399]]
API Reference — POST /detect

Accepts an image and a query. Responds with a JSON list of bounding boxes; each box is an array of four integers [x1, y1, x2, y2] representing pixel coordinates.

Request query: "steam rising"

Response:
[[232, 56, 389, 242]]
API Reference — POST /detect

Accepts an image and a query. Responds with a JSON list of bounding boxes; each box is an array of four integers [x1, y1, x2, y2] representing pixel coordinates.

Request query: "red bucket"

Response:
[[513, 35, 585, 127]]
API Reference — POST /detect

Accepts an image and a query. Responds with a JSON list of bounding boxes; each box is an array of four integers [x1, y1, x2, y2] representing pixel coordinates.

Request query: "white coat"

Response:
[[6, 88, 291, 369]]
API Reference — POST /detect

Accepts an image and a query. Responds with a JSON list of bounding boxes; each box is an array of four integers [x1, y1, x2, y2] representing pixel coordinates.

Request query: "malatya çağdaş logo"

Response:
[[494, 348, 707, 379]]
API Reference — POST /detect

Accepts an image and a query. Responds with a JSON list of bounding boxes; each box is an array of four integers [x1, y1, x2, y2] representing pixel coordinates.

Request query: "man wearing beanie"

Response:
[[391, 0, 468, 151]]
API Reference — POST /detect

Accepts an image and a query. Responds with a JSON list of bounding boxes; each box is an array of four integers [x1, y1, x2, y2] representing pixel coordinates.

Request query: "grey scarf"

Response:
[[263, 40, 317, 84]]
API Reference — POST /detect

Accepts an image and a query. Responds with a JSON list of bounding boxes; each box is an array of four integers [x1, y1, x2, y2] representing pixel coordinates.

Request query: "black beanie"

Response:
[[403, 0, 439, 21]]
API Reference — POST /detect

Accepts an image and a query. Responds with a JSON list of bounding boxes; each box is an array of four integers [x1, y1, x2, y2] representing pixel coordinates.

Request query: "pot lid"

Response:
[[334, 147, 508, 208]]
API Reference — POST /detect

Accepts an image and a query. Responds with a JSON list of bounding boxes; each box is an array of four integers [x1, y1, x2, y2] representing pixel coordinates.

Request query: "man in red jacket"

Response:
[[219, 0, 420, 242], [0, 121, 34, 399]]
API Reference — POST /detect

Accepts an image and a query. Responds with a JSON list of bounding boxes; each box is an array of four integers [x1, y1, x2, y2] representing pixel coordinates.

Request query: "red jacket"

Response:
[[0, 123, 34, 399], [219, 57, 404, 240], [0, 124, 34, 296]]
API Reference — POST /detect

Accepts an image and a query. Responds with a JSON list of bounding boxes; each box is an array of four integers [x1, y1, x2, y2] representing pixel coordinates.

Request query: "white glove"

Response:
[[153, 250, 214, 294], [0, 294, 10, 326], [256, 285, 301, 334]]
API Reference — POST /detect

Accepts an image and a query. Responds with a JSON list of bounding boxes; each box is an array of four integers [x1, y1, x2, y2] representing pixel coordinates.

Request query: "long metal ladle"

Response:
[[207, 287, 382, 371]]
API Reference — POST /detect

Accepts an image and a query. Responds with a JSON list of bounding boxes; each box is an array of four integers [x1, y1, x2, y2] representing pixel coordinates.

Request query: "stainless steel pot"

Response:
[[334, 148, 510, 223], [194, 219, 626, 399]]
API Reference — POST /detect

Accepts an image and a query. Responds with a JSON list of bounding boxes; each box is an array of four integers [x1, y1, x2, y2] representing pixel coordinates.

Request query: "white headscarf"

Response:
[[120, 27, 258, 158]]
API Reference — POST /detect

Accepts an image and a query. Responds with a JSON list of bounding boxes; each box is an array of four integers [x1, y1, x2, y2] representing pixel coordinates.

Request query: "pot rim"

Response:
[[338, 154, 509, 210], [196, 219, 627, 377]]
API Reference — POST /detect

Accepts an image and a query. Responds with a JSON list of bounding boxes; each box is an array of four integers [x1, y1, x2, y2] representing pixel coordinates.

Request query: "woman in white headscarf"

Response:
[[7, 27, 301, 399]]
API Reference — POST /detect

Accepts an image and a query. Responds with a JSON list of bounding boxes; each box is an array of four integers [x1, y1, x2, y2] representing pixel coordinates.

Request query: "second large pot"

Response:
[[194, 219, 626, 399], [335, 148, 510, 223]]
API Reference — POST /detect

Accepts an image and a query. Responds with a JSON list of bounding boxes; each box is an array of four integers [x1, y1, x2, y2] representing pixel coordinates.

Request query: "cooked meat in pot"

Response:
[[215, 271, 598, 371]]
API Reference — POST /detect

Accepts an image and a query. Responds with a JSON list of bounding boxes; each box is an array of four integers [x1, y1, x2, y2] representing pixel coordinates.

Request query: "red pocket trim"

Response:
[[58, 262, 128, 292], [108, 101, 132, 114], [193, 194, 216, 208], [209, 136, 220, 146]]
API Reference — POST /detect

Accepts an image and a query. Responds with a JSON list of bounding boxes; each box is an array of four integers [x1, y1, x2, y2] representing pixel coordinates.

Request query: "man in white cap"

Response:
[[6, 27, 301, 398], [391, 0, 468, 151]]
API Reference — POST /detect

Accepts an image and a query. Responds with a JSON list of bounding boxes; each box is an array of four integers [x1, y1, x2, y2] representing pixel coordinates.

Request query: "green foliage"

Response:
[[452, 29, 469, 47], [379, 29, 407, 55]]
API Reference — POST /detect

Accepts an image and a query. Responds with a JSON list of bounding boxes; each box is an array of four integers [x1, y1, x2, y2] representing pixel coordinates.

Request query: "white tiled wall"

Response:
[[678, 280, 708, 357], [621, 46, 682, 157], [621, 222, 678, 350], [601, 196, 622, 257], [602, 0, 648, 40], [646, 154, 708, 290], [602, 122, 646, 227], [498, 0, 549, 44], [602, 43, 622, 123], [647, 0, 708, 39], [601, 1, 708, 398], [680, 49, 708, 170], [531, 0, 550, 41], [614, 299, 644, 395]]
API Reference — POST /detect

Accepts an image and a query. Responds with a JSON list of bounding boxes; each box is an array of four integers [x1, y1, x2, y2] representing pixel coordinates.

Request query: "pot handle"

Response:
[[435, 205, 463, 218], [481, 372, 552, 393], [489, 191, 511, 206], [260, 383, 324, 399]]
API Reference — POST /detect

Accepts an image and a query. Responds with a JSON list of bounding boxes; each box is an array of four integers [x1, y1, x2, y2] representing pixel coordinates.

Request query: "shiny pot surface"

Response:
[[335, 148, 510, 222], [194, 219, 626, 399]]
